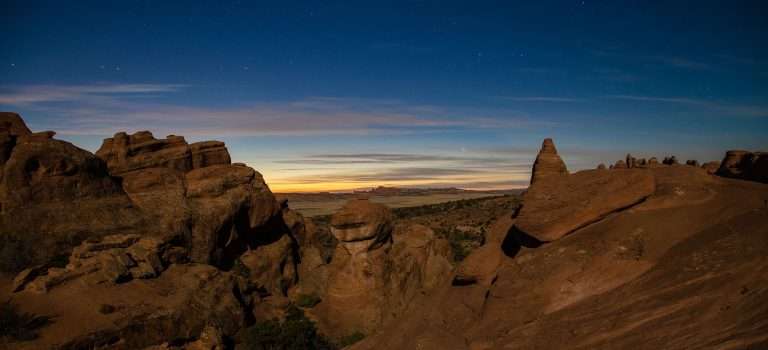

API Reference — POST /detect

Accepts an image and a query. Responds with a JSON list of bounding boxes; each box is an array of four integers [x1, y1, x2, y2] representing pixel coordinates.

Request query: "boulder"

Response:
[[329, 199, 394, 243], [613, 160, 627, 169], [686, 160, 699, 167], [716, 150, 768, 183], [596, 163, 606, 170], [185, 164, 281, 265], [529, 138, 568, 185], [647, 157, 660, 167], [515, 169, 656, 242]]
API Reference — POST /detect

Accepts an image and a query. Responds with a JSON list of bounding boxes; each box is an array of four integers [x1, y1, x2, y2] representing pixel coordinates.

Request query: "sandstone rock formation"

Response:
[[613, 159, 627, 169], [313, 199, 452, 337], [350, 144, 768, 350], [717, 150, 768, 183], [515, 167, 655, 241], [701, 160, 720, 174], [95, 131, 230, 176], [663, 155, 678, 165], [529, 138, 568, 184], [596, 163, 606, 170], [685, 159, 699, 167], [0, 114, 146, 270], [647, 157, 659, 167]]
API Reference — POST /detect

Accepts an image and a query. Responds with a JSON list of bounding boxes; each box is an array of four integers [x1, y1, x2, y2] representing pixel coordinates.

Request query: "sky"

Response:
[[1, 1, 767, 192]]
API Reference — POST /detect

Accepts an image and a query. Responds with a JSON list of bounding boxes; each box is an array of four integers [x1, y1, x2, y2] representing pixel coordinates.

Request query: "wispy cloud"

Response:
[[499, 96, 584, 102], [0, 83, 553, 136], [606, 95, 768, 118]]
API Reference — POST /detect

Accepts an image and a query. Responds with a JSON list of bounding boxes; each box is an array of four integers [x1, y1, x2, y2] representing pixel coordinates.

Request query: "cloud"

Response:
[[0, 83, 554, 136], [606, 95, 768, 118], [0, 84, 186, 105], [499, 96, 584, 103]]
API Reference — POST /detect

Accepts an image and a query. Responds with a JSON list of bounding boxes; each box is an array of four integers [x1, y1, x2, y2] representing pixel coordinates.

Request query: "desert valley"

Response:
[[0, 112, 766, 349], [3, 2, 768, 349]]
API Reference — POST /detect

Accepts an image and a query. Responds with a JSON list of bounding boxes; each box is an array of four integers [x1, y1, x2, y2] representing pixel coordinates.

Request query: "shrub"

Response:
[[238, 305, 334, 350], [0, 301, 49, 342], [295, 293, 322, 308], [337, 331, 365, 348]]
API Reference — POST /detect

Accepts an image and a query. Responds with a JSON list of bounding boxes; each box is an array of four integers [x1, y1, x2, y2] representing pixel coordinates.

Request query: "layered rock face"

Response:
[[1, 113, 300, 349], [717, 150, 768, 183], [529, 138, 568, 185], [95, 131, 230, 176], [313, 199, 452, 337]]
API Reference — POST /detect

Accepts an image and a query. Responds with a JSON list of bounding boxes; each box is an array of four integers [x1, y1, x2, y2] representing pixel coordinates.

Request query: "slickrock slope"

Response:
[[529, 138, 568, 185], [350, 140, 768, 350]]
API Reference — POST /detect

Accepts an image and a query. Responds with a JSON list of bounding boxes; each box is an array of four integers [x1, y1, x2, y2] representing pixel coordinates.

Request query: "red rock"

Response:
[[530, 138, 568, 185]]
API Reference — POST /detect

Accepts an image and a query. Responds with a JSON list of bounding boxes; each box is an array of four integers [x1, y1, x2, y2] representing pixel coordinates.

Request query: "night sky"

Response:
[[2, 1, 767, 191]]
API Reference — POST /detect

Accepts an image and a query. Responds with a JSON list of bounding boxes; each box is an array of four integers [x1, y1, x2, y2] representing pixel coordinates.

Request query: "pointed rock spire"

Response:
[[530, 138, 568, 185]]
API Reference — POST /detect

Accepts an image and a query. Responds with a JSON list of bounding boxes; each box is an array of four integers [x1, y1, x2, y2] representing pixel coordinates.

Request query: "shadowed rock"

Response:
[[717, 150, 768, 183]]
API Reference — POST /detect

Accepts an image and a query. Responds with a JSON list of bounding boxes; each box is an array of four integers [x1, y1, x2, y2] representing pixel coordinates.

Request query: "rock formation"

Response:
[[313, 199, 452, 337], [529, 138, 568, 184], [701, 160, 720, 174], [613, 159, 627, 169], [95, 131, 230, 176], [515, 166, 655, 242], [350, 141, 768, 350], [716, 150, 768, 183], [686, 159, 699, 167], [662, 155, 678, 165], [0, 113, 300, 348]]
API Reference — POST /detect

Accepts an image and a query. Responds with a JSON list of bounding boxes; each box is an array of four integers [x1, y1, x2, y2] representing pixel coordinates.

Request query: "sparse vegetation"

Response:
[[337, 331, 365, 348], [237, 305, 334, 350], [295, 293, 322, 308], [0, 301, 50, 343]]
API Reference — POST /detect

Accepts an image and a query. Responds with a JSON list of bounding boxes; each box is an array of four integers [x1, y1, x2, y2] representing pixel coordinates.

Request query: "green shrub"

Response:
[[337, 331, 365, 348], [295, 293, 322, 308], [238, 305, 334, 350], [0, 301, 49, 342]]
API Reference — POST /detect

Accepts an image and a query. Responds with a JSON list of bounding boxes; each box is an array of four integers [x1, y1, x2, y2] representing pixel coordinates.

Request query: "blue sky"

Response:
[[2, 1, 767, 191]]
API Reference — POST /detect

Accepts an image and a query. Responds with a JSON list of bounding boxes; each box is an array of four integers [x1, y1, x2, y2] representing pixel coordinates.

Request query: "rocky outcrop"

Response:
[[95, 131, 230, 176], [314, 199, 452, 337], [529, 138, 568, 185], [515, 140, 656, 242], [0, 115, 147, 270], [12, 233, 181, 293], [701, 161, 720, 174], [716, 150, 768, 183], [663, 155, 678, 165]]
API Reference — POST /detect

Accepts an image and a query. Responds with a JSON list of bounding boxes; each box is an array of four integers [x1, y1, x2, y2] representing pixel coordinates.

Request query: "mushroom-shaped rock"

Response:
[[330, 199, 394, 243], [530, 138, 568, 185]]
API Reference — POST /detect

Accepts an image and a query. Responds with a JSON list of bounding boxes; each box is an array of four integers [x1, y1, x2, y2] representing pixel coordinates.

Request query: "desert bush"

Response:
[[238, 305, 334, 350], [337, 331, 365, 348], [0, 301, 50, 343], [295, 293, 322, 308]]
